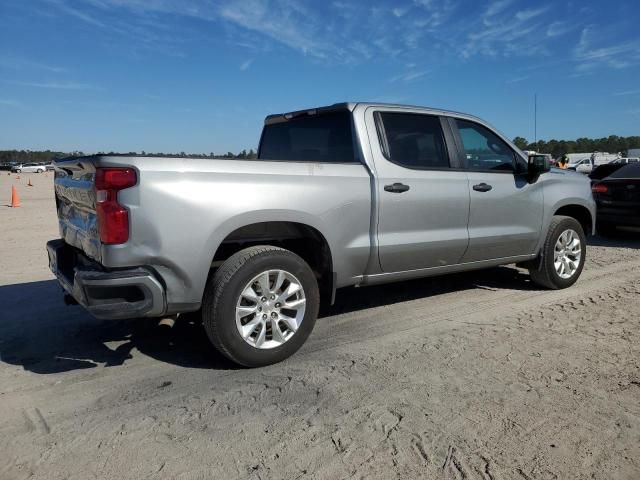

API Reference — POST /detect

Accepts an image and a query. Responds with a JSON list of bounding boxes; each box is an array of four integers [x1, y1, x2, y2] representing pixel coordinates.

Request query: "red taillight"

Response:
[[592, 183, 608, 194], [95, 168, 137, 190], [95, 168, 137, 244]]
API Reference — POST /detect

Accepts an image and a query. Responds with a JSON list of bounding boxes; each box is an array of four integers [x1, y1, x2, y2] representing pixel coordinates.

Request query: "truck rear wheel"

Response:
[[202, 246, 319, 367], [529, 216, 586, 289]]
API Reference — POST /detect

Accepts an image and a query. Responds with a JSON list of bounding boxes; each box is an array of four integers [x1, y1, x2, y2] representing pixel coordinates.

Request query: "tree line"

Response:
[[512, 135, 640, 158], [2, 135, 640, 164], [0, 149, 258, 163]]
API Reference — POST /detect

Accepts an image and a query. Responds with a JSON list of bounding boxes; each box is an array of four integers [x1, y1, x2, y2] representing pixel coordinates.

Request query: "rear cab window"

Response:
[[258, 111, 358, 163]]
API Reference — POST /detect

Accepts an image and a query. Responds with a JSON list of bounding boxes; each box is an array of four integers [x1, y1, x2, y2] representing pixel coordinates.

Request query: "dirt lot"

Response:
[[1, 173, 639, 480]]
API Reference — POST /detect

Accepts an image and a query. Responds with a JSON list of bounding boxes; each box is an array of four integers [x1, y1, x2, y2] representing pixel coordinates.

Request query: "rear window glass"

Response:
[[608, 163, 640, 179], [258, 111, 357, 162]]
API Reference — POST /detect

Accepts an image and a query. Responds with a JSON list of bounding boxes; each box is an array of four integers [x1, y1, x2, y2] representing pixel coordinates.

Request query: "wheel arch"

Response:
[[206, 216, 336, 305], [553, 203, 594, 236]]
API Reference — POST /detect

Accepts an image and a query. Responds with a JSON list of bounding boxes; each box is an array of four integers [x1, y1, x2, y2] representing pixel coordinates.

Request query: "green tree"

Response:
[[513, 137, 528, 150]]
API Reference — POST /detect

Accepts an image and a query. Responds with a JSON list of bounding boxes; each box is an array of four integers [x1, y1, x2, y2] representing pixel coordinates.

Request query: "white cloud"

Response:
[[506, 75, 529, 84], [218, 0, 327, 58], [239, 59, 254, 71], [12, 80, 98, 90], [390, 69, 429, 83], [46, 0, 106, 27], [515, 7, 548, 21], [39, 0, 633, 74], [0, 55, 67, 73], [546, 21, 567, 38], [460, 1, 551, 59], [485, 0, 513, 18], [573, 26, 640, 73], [0, 99, 23, 108], [392, 7, 407, 17], [614, 89, 640, 96]]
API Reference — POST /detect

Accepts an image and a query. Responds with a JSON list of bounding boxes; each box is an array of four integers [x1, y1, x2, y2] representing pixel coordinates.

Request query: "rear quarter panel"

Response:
[[96, 156, 372, 307]]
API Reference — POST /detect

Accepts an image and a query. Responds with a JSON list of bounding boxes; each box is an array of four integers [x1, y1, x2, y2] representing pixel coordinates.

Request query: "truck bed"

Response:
[[52, 155, 373, 313]]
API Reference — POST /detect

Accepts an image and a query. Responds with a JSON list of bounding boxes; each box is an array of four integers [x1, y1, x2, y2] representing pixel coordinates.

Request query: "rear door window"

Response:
[[258, 111, 357, 162], [376, 112, 450, 169]]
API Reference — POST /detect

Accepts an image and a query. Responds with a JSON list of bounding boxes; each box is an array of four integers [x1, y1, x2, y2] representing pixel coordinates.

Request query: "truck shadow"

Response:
[[0, 266, 533, 375], [0, 280, 238, 374], [322, 265, 535, 317], [2, 230, 638, 375]]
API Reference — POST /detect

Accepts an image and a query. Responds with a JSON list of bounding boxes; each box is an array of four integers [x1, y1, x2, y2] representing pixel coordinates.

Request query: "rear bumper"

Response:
[[46, 239, 166, 319]]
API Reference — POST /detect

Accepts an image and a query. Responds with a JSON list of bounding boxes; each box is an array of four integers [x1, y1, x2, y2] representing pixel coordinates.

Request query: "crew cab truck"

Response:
[[47, 103, 595, 367]]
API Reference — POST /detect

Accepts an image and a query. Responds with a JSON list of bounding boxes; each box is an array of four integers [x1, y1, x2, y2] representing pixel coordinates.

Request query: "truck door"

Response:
[[450, 118, 544, 262], [365, 108, 470, 273]]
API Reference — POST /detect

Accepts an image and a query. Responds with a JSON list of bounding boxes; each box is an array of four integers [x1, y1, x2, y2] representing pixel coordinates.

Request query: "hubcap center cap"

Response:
[[262, 300, 276, 314]]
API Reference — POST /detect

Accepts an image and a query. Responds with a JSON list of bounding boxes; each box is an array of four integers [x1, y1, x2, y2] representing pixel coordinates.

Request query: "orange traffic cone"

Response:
[[27, 178, 33, 187], [10, 185, 20, 207]]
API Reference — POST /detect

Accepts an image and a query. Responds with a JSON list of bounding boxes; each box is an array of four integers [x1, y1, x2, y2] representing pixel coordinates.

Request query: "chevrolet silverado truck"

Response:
[[47, 102, 595, 367]]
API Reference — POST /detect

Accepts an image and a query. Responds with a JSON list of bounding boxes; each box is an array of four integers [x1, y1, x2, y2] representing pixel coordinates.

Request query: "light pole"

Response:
[[534, 93, 537, 149]]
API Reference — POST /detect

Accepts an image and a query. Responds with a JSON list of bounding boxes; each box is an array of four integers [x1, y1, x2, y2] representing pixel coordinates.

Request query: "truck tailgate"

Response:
[[53, 157, 101, 262]]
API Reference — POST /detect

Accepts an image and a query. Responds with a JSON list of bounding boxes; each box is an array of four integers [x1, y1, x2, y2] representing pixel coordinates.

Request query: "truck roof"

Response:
[[264, 102, 486, 125]]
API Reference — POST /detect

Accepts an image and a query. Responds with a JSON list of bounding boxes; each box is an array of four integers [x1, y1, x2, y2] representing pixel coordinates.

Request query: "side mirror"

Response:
[[528, 154, 551, 178]]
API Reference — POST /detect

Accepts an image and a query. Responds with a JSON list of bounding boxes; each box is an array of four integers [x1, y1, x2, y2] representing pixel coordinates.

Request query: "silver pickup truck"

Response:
[[47, 102, 595, 366]]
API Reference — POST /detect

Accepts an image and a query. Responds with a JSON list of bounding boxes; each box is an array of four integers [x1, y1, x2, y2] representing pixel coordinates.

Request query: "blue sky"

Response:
[[1, 0, 639, 153]]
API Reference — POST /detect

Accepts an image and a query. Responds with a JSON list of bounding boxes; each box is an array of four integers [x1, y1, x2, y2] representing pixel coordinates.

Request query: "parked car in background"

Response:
[[592, 162, 640, 235], [11, 163, 47, 173], [590, 162, 625, 181], [565, 153, 593, 168], [615, 157, 639, 164], [568, 158, 591, 171], [627, 149, 640, 158], [47, 102, 595, 367], [574, 153, 621, 174]]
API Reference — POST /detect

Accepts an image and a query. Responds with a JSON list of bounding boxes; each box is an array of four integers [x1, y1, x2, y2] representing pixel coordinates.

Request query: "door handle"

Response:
[[472, 183, 493, 192], [384, 183, 410, 193]]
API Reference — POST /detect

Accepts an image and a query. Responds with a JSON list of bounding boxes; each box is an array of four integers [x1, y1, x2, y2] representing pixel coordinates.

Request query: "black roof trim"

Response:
[[264, 102, 354, 125]]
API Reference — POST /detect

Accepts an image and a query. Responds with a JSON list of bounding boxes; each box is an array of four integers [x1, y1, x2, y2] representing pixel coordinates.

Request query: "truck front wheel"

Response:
[[202, 246, 319, 367], [529, 215, 586, 289]]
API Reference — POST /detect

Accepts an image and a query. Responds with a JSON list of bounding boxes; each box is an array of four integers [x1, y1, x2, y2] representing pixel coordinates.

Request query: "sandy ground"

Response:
[[1, 173, 639, 480]]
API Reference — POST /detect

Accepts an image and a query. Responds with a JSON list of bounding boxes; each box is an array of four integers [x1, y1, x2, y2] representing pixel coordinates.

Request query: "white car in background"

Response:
[[575, 153, 622, 174], [11, 163, 47, 173], [615, 157, 639, 164]]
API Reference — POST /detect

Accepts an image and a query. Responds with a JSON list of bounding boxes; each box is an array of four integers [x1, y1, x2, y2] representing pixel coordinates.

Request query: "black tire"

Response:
[[16, 169, 21, 173], [202, 246, 319, 367], [529, 215, 586, 290], [596, 222, 617, 237], [37, 169, 44, 173]]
